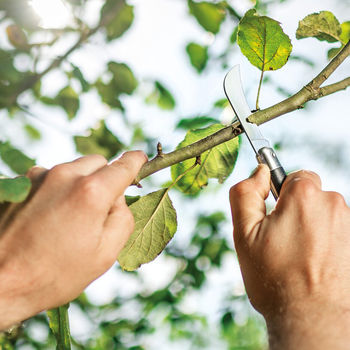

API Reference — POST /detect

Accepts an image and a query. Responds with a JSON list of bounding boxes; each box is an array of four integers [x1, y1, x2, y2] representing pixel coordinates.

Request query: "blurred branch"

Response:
[[11, 1, 124, 104], [134, 41, 350, 183]]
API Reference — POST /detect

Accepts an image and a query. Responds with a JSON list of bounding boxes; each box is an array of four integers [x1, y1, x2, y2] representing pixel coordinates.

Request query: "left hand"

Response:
[[0, 151, 147, 330]]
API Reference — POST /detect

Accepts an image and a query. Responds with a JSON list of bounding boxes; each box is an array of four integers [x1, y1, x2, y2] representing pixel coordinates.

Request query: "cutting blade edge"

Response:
[[223, 65, 270, 154]]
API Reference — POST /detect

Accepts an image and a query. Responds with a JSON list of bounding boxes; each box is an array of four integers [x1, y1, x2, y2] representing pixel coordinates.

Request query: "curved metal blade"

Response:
[[223, 65, 269, 154]]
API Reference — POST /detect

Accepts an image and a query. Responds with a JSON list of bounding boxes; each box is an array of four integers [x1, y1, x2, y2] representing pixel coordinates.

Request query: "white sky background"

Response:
[[1, 0, 350, 348]]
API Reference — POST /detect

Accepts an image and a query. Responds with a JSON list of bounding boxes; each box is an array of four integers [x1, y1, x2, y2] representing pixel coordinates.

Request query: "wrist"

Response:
[[0, 251, 54, 330], [265, 300, 350, 350]]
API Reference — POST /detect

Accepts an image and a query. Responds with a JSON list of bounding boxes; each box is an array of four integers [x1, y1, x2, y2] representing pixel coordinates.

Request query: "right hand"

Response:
[[229, 165, 350, 348]]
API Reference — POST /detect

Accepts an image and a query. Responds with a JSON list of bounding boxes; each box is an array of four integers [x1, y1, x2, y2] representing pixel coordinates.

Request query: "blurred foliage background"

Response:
[[0, 0, 349, 349]]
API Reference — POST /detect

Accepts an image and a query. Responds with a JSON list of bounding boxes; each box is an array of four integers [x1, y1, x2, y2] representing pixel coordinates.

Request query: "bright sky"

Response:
[[30, 0, 73, 28]]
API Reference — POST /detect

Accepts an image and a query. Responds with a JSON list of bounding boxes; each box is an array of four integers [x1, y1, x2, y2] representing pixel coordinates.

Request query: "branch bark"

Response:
[[319, 77, 350, 97], [134, 41, 350, 183]]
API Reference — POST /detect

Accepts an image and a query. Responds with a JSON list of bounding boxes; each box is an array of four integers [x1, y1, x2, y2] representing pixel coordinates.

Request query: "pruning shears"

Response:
[[224, 65, 287, 199]]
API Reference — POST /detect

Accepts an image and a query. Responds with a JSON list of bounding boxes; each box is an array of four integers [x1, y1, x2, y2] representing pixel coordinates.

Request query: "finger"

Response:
[[90, 151, 147, 201], [100, 198, 135, 266], [229, 164, 270, 241], [26, 166, 48, 194], [26, 166, 47, 180], [279, 169, 322, 197], [62, 154, 108, 176]]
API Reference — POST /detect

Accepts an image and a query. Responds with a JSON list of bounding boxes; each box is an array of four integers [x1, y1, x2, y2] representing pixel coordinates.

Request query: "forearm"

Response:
[[266, 303, 350, 350]]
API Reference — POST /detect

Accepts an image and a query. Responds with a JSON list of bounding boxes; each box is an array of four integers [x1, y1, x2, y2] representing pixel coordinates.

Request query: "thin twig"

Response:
[[319, 77, 350, 97], [309, 40, 350, 89]]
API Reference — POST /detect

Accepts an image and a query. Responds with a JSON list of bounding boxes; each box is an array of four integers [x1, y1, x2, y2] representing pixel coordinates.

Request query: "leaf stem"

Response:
[[256, 69, 264, 110], [168, 157, 200, 191], [47, 305, 71, 350]]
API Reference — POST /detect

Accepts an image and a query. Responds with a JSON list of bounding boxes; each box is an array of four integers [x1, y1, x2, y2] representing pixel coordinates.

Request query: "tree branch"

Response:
[[309, 40, 350, 89], [319, 77, 350, 97], [134, 41, 350, 183], [134, 121, 242, 183], [249, 40, 350, 125]]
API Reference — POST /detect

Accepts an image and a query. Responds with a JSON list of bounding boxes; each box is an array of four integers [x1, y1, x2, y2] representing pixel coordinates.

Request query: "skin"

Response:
[[230, 164, 350, 350], [0, 151, 147, 330], [1, 152, 350, 348]]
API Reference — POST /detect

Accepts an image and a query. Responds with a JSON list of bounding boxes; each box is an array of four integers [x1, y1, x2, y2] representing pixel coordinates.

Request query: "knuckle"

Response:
[[47, 164, 72, 182], [76, 176, 104, 206], [327, 191, 346, 208], [87, 154, 108, 165], [26, 165, 45, 178], [230, 181, 250, 198], [300, 169, 320, 179], [289, 178, 318, 198]]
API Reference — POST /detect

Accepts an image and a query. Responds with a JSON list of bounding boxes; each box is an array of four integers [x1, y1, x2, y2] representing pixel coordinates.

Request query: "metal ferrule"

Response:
[[257, 147, 282, 171]]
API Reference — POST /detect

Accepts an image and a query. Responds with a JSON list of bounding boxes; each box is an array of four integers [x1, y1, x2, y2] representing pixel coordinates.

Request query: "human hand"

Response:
[[229, 165, 350, 349], [0, 151, 147, 330]]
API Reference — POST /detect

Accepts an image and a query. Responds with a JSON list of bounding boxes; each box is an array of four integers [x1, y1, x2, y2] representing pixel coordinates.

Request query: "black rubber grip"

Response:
[[270, 166, 287, 199]]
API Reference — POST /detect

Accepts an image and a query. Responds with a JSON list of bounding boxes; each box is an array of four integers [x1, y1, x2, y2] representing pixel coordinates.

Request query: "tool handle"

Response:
[[257, 147, 287, 200]]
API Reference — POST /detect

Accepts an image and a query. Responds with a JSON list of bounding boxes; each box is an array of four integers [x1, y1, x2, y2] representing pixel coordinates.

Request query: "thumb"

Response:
[[229, 164, 270, 242]]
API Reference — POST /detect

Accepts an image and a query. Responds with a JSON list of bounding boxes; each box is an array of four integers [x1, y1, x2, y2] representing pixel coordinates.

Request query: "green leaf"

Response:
[[0, 49, 21, 84], [146, 81, 176, 110], [56, 86, 80, 120], [171, 124, 240, 195], [0, 142, 35, 174], [118, 189, 177, 271], [0, 175, 31, 203], [108, 62, 138, 95], [24, 124, 41, 140], [95, 79, 124, 110], [186, 42, 208, 73], [296, 11, 341, 43], [327, 47, 341, 60], [237, 9, 292, 71], [71, 64, 89, 92], [213, 98, 229, 109], [176, 116, 219, 130], [188, 0, 226, 34], [230, 25, 238, 43], [74, 121, 124, 160], [340, 21, 350, 44], [101, 0, 134, 41], [125, 195, 140, 206], [47, 305, 71, 350], [327, 22, 350, 60]]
